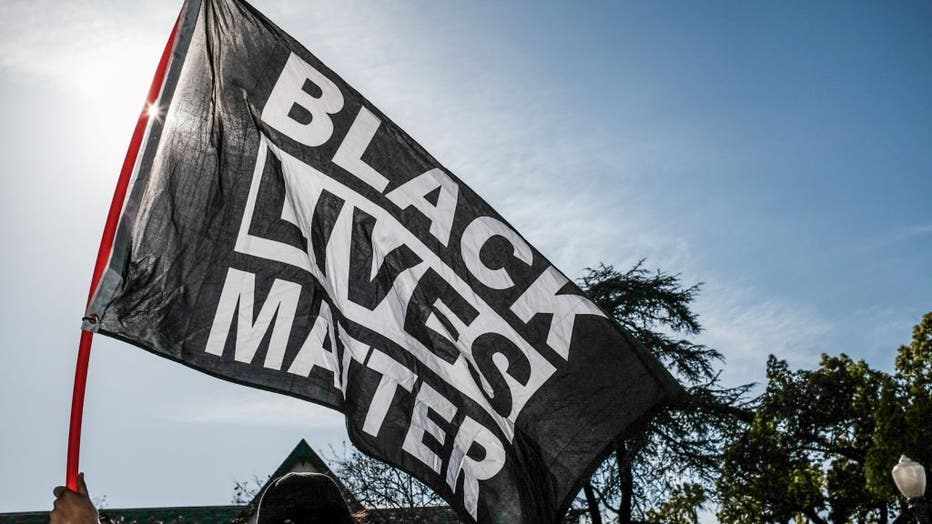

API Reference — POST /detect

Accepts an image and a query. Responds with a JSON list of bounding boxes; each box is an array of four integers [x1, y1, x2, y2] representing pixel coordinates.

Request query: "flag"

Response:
[[84, 0, 682, 521]]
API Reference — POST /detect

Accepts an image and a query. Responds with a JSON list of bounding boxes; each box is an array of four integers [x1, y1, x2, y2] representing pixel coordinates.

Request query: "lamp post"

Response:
[[893, 455, 929, 524]]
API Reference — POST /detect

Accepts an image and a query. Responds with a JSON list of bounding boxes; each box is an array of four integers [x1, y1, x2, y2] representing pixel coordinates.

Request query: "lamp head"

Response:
[[893, 455, 927, 499]]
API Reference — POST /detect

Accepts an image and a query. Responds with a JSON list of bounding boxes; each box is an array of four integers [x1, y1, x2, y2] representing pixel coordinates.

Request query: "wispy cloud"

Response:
[[829, 306, 924, 372], [0, 0, 685, 279], [846, 222, 932, 255], [695, 288, 927, 389], [696, 283, 834, 387], [1, 0, 872, 403], [0, 1, 176, 94], [307, 16, 690, 276], [158, 391, 345, 428], [899, 223, 932, 239]]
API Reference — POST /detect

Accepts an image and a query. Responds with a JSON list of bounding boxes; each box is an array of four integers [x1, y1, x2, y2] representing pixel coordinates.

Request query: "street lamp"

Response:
[[893, 456, 929, 524]]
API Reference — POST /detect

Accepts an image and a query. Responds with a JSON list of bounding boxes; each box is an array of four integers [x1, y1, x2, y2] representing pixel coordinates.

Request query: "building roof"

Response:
[[359, 506, 464, 524], [0, 440, 452, 524], [0, 437, 601, 524], [233, 438, 364, 522], [99, 505, 245, 523], [0, 505, 244, 524], [263, 438, 362, 512]]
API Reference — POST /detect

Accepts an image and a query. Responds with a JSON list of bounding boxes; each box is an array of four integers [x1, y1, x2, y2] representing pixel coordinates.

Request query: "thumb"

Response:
[[76, 473, 90, 496]]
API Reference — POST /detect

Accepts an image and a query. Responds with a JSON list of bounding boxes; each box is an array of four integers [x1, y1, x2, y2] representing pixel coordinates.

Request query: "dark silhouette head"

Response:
[[256, 472, 355, 524]]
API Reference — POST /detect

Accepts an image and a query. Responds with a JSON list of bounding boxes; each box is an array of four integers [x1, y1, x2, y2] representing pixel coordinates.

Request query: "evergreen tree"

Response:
[[575, 262, 754, 523], [299, 261, 756, 522]]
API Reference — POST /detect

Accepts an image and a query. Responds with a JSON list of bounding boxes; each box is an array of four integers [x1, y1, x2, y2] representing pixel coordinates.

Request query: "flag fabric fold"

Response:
[[84, 0, 682, 521]]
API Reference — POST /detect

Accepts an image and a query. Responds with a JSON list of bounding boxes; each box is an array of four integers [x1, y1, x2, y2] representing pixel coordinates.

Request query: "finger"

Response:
[[77, 473, 89, 496], [53, 486, 66, 498]]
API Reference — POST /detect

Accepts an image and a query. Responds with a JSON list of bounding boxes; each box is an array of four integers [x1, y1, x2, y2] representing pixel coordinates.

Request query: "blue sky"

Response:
[[0, 0, 929, 517]]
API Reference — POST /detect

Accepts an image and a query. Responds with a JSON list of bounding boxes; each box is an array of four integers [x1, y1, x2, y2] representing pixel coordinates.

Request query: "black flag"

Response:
[[85, 1, 682, 521]]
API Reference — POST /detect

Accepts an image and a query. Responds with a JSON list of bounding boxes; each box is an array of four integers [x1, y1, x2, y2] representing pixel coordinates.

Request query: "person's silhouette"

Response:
[[256, 472, 356, 524]]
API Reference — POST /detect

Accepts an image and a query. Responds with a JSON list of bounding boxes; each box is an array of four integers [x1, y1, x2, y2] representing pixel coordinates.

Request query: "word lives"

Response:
[[203, 52, 605, 519]]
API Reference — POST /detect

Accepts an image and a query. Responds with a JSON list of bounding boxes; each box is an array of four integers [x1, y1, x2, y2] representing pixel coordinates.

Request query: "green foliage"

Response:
[[894, 314, 932, 468], [645, 483, 707, 524], [864, 380, 906, 501], [717, 314, 932, 523], [577, 262, 754, 522], [867, 313, 932, 502], [894, 313, 932, 386], [718, 353, 895, 523], [581, 262, 714, 383], [717, 360, 829, 523]]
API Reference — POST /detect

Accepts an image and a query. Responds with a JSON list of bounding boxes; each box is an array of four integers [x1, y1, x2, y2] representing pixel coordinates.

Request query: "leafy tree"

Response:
[[247, 261, 752, 523], [644, 483, 707, 524], [574, 262, 754, 523], [717, 353, 896, 523], [866, 313, 932, 511]]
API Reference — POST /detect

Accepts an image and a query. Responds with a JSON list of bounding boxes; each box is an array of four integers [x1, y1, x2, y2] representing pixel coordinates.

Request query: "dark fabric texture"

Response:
[[84, 0, 683, 522], [256, 473, 355, 524]]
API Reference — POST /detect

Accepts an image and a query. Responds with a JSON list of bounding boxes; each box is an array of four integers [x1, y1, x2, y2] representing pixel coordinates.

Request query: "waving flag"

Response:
[[82, 0, 682, 521]]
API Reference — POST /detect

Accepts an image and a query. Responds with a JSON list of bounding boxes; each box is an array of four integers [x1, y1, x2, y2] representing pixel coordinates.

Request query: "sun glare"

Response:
[[146, 103, 160, 120]]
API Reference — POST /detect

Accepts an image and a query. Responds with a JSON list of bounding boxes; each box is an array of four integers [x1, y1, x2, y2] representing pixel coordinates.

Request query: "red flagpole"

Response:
[[66, 5, 186, 492]]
